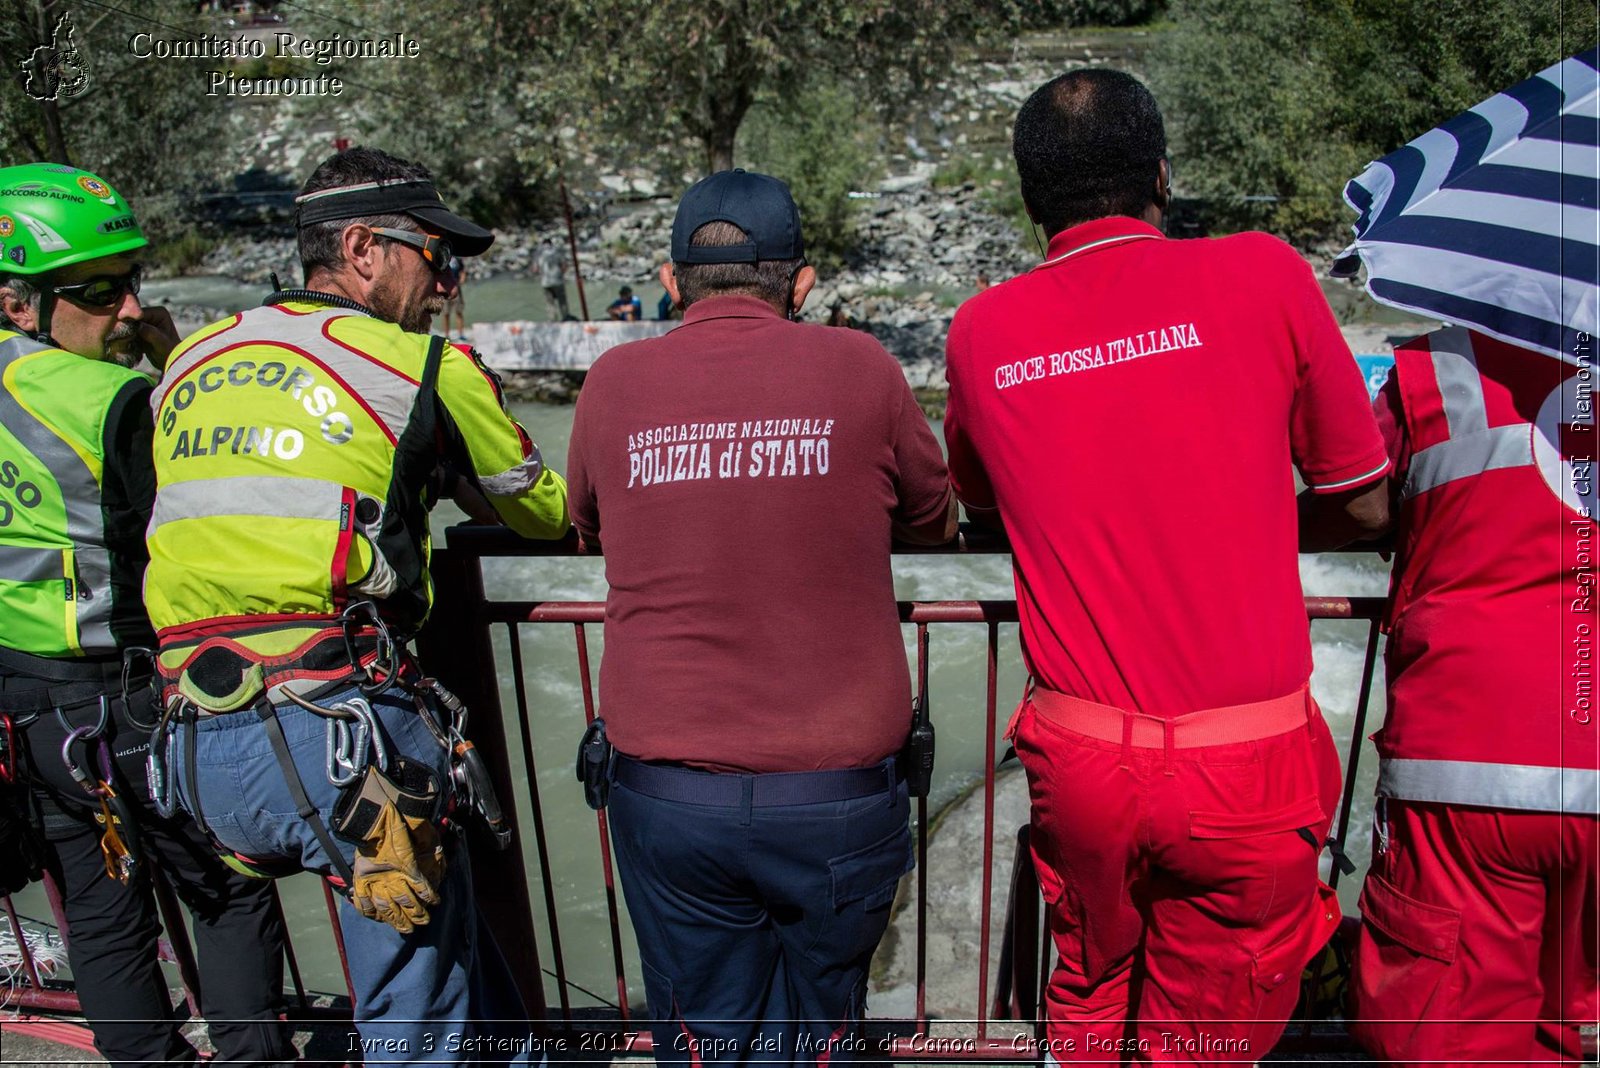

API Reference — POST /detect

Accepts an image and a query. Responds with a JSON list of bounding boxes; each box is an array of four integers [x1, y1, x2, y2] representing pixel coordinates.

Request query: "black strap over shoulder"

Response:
[[419, 333, 446, 408]]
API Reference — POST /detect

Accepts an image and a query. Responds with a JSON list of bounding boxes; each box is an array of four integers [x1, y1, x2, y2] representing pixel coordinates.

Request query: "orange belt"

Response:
[[1027, 683, 1314, 748]]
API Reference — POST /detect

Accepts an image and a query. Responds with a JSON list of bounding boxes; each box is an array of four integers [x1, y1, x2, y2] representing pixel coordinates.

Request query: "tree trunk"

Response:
[[704, 130, 736, 175], [35, 0, 70, 164], [38, 100, 69, 164]]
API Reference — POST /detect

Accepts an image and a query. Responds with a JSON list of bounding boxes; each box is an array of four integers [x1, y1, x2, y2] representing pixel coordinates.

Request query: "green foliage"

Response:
[[0, 0, 229, 227], [565, 0, 1022, 175], [931, 154, 1011, 190], [1018, 0, 1168, 28], [738, 78, 879, 269], [933, 155, 1033, 252], [149, 229, 215, 275], [1150, 0, 1592, 245], [329, 0, 567, 226]]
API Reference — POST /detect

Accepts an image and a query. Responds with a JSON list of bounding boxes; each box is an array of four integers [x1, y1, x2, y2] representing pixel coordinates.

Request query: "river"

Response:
[[6, 402, 1391, 1021]]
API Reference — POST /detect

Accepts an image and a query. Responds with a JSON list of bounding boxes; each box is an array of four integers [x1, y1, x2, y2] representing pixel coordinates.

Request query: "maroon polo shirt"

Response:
[[945, 218, 1390, 717], [567, 294, 952, 772]]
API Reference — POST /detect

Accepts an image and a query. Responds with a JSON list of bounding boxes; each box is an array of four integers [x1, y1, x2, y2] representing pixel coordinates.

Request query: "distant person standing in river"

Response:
[[567, 168, 955, 1064], [537, 239, 571, 320], [943, 70, 1390, 1059]]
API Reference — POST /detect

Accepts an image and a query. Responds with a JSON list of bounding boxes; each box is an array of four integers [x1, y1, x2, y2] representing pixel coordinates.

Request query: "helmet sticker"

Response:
[[97, 215, 138, 235], [16, 211, 70, 252], [9, 246, 24, 266], [0, 217, 12, 238], [77, 175, 114, 203]]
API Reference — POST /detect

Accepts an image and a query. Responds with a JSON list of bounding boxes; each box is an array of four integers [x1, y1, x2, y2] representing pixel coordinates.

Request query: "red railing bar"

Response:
[[322, 880, 356, 1006], [273, 886, 311, 1012], [504, 623, 571, 1022], [1330, 617, 1384, 891], [575, 624, 632, 1023], [1037, 901, 1052, 1029], [149, 866, 202, 1017], [914, 624, 930, 1031], [977, 622, 999, 1040], [2, 892, 47, 996], [488, 598, 1382, 628], [1, 1016, 99, 1052]]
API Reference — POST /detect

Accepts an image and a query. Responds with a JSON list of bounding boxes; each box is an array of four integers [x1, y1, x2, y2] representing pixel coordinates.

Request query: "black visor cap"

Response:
[[295, 179, 494, 257]]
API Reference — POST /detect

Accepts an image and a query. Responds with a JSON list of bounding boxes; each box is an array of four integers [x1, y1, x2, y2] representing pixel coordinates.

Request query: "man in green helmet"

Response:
[[0, 163, 295, 1067]]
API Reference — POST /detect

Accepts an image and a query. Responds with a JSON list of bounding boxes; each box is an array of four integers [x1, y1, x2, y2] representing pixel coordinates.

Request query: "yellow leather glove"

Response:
[[350, 803, 447, 934]]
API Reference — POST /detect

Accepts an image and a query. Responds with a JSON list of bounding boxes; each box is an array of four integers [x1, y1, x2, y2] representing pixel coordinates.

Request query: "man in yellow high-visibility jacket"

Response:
[[144, 146, 569, 1062], [0, 163, 295, 1067]]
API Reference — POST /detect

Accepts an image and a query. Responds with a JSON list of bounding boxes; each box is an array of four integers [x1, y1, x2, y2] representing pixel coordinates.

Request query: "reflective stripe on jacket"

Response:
[[0, 329, 150, 657], [1380, 326, 1597, 814], [146, 301, 568, 650]]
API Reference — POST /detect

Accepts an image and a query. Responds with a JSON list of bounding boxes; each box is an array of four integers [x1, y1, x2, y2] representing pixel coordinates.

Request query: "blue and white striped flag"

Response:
[[1336, 48, 1599, 366]]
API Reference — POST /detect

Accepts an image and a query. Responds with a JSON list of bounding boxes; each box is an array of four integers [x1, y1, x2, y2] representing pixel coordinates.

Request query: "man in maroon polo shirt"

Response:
[[943, 70, 1391, 1058], [567, 169, 955, 1063]]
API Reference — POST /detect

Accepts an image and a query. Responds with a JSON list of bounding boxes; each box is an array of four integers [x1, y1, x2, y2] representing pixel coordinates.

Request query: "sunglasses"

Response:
[[51, 265, 143, 309], [370, 227, 453, 271]]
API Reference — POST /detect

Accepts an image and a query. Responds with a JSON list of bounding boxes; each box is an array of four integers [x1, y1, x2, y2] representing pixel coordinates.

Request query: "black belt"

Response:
[[613, 754, 903, 807], [0, 646, 144, 714], [0, 644, 123, 683]]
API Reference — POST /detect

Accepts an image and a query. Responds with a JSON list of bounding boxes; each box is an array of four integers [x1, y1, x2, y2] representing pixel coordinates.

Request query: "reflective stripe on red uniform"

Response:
[[1379, 327, 1597, 814]]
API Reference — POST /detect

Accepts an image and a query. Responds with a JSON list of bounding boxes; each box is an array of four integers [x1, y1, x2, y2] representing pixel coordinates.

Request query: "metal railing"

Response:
[[418, 525, 1386, 1059], [1, 526, 1386, 1062]]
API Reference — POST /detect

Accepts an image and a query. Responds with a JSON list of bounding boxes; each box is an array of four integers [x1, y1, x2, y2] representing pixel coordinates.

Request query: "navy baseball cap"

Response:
[[671, 169, 804, 265]]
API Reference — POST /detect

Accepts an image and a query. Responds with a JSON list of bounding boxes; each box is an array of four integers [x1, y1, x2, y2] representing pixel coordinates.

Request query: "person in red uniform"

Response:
[[1304, 327, 1598, 1064], [567, 168, 955, 1063], [943, 69, 1391, 1059]]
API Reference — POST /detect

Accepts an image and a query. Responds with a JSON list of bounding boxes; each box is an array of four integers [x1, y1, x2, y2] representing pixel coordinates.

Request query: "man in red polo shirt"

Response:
[[568, 169, 955, 1063], [944, 70, 1390, 1058]]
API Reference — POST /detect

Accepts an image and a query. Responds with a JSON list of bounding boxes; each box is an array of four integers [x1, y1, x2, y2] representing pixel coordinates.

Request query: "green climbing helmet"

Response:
[[0, 163, 147, 276]]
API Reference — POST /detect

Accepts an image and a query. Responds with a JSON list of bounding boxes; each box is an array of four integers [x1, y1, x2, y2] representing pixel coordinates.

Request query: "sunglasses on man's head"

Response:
[[51, 265, 143, 309], [370, 227, 453, 271]]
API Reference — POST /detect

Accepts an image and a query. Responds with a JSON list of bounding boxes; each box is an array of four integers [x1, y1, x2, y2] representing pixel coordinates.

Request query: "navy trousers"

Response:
[[608, 768, 912, 1065]]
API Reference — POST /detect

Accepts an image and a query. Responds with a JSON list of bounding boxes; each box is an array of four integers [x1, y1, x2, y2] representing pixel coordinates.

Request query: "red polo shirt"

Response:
[[568, 295, 952, 772], [944, 218, 1389, 716]]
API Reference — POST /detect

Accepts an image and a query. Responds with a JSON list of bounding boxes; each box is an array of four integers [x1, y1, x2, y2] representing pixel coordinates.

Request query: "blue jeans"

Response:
[[608, 770, 913, 1065], [174, 686, 533, 1065]]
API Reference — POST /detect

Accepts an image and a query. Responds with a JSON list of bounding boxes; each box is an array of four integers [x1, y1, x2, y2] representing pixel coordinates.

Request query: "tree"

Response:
[[1149, 0, 1592, 244], [563, 0, 1019, 175], [738, 76, 881, 269], [0, 0, 229, 243], [337, 0, 568, 225]]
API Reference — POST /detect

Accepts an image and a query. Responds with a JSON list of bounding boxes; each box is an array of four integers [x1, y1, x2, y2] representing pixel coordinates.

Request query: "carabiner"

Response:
[[341, 601, 397, 697], [97, 784, 141, 884], [325, 713, 369, 788], [61, 723, 113, 796], [120, 646, 161, 731]]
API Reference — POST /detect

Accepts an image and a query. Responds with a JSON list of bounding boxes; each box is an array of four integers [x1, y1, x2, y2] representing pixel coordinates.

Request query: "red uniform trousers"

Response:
[[1012, 687, 1343, 1063], [1349, 800, 1599, 1065]]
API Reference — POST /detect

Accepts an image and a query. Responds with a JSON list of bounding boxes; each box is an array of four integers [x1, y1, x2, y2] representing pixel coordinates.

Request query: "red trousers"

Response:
[[1012, 691, 1343, 1063], [1349, 799, 1599, 1065]]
